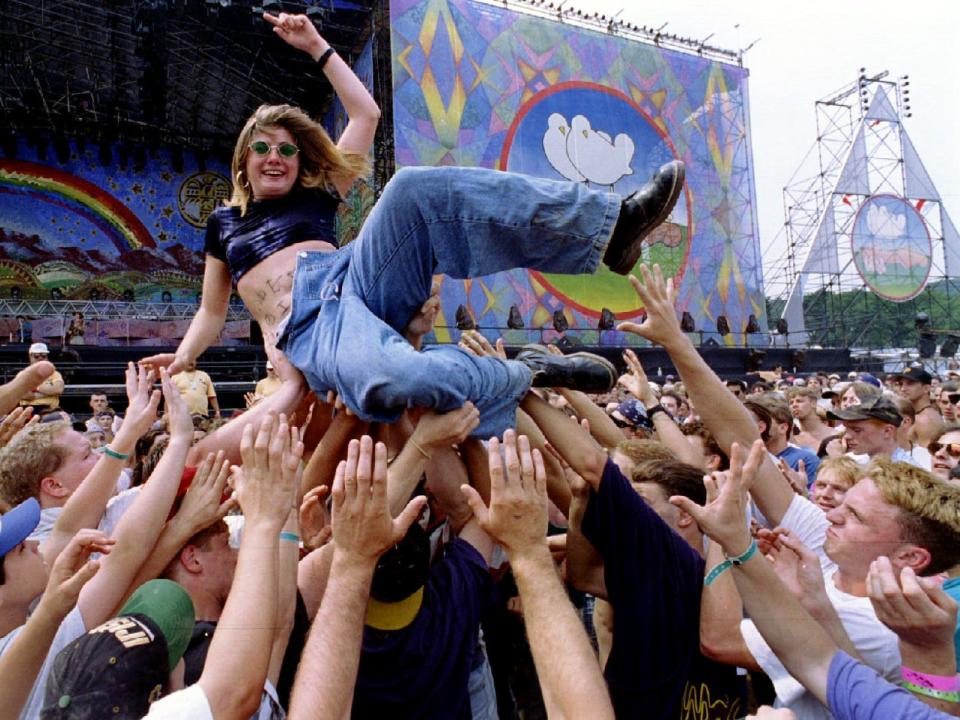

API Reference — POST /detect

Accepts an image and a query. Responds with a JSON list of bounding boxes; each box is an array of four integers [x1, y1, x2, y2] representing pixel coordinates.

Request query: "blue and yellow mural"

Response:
[[391, 0, 765, 344]]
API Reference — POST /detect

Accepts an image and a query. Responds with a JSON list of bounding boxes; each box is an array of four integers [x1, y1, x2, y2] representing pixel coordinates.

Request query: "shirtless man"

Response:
[[787, 386, 833, 453], [890, 363, 942, 448]]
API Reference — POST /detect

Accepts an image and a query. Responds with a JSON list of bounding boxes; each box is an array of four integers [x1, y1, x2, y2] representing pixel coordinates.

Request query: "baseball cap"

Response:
[[890, 362, 933, 385], [366, 524, 430, 631], [856, 373, 882, 388], [29, 343, 49, 355], [41, 581, 195, 720], [613, 399, 652, 430], [827, 396, 902, 427], [0, 498, 41, 557]]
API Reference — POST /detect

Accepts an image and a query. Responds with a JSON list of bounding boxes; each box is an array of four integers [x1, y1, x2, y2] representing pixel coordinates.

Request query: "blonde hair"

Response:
[[864, 457, 960, 574], [0, 422, 70, 506], [815, 455, 861, 490], [227, 104, 371, 215]]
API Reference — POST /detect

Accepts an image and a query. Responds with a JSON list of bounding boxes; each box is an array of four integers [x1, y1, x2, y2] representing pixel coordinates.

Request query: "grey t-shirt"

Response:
[[0, 607, 86, 719]]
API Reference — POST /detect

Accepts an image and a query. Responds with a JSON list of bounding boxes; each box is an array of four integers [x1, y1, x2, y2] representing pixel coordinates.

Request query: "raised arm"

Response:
[[0, 361, 54, 416], [289, 437, 426, 720], [461, 431, 614, 720], [76, 369, 192, 629], [620, 348, 703, 468], [197, 414, 303, 718], [620, 265, 794, 525], [43, 363, 161, 566], [520, 391, 608, 490], [0, 529, 110, 718], [265, 12, 379, 195], [141, 257, 231, 375]]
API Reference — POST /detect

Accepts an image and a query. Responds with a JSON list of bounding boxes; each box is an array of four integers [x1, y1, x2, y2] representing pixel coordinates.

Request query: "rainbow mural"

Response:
[[390, 0, 765, 345]]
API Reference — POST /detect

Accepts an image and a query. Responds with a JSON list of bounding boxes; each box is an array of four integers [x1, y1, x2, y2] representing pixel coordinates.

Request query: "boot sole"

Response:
[[608, 161, 686, 275]]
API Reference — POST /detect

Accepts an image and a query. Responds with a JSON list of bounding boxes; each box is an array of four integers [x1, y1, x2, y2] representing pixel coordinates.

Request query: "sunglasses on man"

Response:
[[248, 141, 299, 158], [929, 441, 960, 458]]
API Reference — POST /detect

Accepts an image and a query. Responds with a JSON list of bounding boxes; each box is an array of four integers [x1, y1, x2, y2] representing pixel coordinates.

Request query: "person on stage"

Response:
[[144, 12, 685, 446]]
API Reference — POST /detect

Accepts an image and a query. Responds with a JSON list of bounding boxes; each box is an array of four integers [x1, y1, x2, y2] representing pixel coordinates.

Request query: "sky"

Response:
[[583, 0, 960, 283]]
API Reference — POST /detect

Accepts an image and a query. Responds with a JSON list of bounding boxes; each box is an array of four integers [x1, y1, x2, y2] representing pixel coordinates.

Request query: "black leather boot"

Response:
[[603, 160, 685, 275], [516, 345, 616, 393]]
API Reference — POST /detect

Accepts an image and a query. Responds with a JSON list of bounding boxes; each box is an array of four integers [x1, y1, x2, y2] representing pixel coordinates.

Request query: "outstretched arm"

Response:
[[76, 369, 192, 628], [520, 392, 608, 490], [198, 415, 303, 718], [461, 431, 614, 720], [620, 265, 794, 525], [0, 361, 54, 416], [0, 530, 111, 718], [141, 257, 231, 376], [289, 437, 426, 720]]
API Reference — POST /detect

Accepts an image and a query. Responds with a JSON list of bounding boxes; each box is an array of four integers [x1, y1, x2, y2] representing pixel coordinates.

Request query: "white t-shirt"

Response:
[[740, 496, 900, 719], [145, 681, 284, 720], [0, 607, 87, 719]]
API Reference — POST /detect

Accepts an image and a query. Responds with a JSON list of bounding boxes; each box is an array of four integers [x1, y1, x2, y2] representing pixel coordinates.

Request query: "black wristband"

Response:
[[316, 47, 336, 69], [646, 404, 668, 419]]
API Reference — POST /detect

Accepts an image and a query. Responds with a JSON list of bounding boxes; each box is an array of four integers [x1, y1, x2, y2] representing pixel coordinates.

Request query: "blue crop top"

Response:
[[203, 190, 340, 284]]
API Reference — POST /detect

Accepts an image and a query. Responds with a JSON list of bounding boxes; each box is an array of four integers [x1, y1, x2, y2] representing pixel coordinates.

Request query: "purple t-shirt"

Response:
[[828, 651, 953, 719]]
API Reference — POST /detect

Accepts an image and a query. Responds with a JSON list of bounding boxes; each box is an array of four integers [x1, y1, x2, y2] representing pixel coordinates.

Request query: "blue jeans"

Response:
[[279, 166, 619, 437]]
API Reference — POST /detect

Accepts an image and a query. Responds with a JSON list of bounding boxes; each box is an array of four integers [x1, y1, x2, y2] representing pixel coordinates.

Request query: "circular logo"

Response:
[[851, 195, 932, 302], [178, 172, 231, 228], [500, 81, 689, 317]]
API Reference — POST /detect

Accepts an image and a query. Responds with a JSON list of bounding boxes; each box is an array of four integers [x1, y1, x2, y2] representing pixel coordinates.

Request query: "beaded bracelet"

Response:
[[704, 539, 758, 586], [279, 532, 301, 544]]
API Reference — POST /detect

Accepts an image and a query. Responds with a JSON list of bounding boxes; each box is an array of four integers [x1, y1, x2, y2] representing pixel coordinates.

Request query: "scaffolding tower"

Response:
[[763, 71, 960, 351]]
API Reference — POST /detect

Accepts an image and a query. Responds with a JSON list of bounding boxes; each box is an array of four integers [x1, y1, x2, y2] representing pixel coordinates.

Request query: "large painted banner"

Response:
[[391, 0, 765, 345]]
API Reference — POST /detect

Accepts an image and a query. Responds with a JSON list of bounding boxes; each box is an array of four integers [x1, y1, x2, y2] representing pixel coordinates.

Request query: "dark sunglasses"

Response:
[[929, 441, 960, 458], [248, 141, 299, 158]]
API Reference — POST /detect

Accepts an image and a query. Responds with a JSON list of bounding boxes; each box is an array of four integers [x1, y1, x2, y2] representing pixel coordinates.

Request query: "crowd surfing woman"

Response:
[[144, 12, 685, 440]]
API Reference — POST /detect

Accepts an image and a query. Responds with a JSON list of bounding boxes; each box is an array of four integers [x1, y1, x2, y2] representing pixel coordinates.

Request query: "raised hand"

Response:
[[174, 451, 236, 535], [616, 264, 684, 347], [237, 414, 304, 530], [112, 363, 161, 452], [264, 12, 327, 59], [300, 485, 332, 551], [138, 352, 187, 376], [461, 430, 548, 556], [332, 436, 427, 564], [41, 528, 114, 619], [766, 529, 828, 611], [867, 555, 958, 651], [0, 407, 37, 448], [411, 402, 480, 450], [459, 330, 506, 359], [618, 348, 654, 405], [669, 440, 765, 555], [160, 368, 193, 441], [778, 459, 808, 497]]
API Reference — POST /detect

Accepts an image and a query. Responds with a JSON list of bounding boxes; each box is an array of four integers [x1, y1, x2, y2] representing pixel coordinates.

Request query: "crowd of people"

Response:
[[1, 11, 958, 720]]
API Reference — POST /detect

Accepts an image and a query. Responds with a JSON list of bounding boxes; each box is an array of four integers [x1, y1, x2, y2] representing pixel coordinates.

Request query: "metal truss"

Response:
[[0, 298, 249, 321]]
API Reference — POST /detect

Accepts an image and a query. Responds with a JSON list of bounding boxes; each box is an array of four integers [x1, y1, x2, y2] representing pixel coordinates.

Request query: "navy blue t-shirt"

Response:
[[581, 459, 742, 720], [352, 538, 491, 719]]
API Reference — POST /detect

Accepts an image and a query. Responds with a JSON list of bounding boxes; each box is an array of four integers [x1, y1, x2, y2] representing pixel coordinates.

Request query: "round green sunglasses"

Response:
[[248, 141, 299, 158]]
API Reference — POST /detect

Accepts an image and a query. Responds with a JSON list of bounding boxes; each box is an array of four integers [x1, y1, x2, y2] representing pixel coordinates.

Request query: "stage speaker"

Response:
[[776, 318, 788, 335], [455, 305, 475, 331], [918, 333, 937, 358], [680, 311, 696, 333], [745, 314, 761, 334], [598, 308, 616, 331], [507, 305, 524, 329], [941, 335, 960, 358], [553, 309, 569, 333], [716, 315, 730, 336]]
